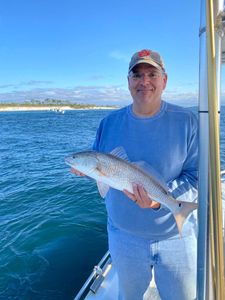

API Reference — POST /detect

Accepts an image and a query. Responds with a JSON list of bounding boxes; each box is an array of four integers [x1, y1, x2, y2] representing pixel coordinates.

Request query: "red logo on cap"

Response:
[[138, 50, 150, 57]]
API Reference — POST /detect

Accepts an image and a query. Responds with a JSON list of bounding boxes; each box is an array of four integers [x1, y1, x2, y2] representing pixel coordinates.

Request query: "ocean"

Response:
[[0, 107, 225, 300]]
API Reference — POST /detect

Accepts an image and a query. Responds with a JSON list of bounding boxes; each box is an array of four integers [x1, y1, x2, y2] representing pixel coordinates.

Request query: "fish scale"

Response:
[[96, 153, 166, 199]]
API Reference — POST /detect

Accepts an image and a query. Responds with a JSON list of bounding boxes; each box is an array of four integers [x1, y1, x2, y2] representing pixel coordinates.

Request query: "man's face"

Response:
[[128, 63, 167, 108]]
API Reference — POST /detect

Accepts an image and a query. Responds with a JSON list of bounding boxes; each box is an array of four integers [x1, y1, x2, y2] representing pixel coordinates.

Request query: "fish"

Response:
[[65, 147, 198, 234]]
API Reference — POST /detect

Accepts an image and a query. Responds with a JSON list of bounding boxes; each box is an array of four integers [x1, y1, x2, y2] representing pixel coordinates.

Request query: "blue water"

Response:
[[0, 107, 225, 300], [0, 110, 111, 300]]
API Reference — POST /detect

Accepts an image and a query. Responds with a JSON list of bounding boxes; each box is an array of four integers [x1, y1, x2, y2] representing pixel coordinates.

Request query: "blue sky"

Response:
[[1, 0, 223, 106]]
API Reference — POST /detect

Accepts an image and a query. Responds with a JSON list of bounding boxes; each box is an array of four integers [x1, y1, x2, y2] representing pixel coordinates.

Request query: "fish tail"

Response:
[[173, 200, 198, 236]]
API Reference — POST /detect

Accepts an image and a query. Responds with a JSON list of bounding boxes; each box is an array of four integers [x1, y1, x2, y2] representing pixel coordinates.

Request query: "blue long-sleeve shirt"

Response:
[[93, 101, 198, 240]]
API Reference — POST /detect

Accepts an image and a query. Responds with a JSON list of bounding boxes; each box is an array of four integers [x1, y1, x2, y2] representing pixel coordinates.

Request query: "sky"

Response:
[[0, 0, 224, 107]]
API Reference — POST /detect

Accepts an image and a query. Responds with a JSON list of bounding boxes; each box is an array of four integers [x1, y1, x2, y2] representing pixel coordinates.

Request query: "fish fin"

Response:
[[173, 200, 198, 236], [97, 181, 110, 198], [133, 161, 169, 192], [110, 147, 130, 161]]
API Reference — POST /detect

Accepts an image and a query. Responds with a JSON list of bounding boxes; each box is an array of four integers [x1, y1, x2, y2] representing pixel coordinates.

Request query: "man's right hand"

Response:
[[124, 184, 161, 209], [70, 168, 86, 177]]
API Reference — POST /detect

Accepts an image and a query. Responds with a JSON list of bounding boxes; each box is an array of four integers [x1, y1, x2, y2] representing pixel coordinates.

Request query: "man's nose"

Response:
[[140, 74, 150, 84]]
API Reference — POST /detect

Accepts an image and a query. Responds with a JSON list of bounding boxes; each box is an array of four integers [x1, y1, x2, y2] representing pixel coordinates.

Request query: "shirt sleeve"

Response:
[[167, 113, 198, 203]]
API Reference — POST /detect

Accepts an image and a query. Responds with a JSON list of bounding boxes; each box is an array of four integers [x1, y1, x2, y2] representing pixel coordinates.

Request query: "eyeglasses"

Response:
[[129, 71, 164, 81]]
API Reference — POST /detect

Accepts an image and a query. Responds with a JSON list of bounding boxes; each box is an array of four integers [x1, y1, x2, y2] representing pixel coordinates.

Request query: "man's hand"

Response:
[[124, 184, 161, 209], [70, 168, 86, 177]]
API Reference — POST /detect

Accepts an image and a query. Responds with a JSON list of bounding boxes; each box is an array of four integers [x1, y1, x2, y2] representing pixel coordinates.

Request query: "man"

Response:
[[73, 49, 198, 300]]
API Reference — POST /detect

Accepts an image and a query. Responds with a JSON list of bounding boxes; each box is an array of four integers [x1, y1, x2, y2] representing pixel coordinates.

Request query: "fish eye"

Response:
[[179, 203, 182, 207]]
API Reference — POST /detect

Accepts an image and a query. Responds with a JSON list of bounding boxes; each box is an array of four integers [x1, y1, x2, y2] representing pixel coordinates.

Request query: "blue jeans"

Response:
[[108, 224, 197, 300]]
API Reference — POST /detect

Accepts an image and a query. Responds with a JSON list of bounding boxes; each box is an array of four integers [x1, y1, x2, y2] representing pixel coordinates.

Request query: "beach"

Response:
[[0, 105, 117, 112]]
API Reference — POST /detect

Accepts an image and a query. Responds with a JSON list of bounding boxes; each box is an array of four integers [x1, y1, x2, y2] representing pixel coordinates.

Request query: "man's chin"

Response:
[[137, 94, 154, 103]]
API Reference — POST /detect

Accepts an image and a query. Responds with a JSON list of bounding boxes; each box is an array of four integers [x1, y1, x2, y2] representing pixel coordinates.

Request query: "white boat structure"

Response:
[[74, 0, 225, 299]]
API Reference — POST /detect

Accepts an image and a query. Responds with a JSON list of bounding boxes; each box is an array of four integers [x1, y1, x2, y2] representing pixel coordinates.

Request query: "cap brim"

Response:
[[129, 59, 162, 72]]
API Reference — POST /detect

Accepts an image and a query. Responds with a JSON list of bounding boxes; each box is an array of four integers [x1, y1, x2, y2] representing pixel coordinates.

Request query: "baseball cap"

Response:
[[128, 49, 165, 73]]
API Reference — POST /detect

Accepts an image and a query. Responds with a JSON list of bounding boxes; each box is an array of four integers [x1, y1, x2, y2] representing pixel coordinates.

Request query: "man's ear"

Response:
[[162, 73, 168, 90]]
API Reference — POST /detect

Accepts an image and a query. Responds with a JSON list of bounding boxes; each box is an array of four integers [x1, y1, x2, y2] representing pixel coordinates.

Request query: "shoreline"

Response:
[[0, 105, 117, 112]]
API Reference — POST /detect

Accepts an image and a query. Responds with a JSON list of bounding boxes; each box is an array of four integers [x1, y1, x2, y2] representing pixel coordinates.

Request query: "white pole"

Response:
[[197, 1, 210, 298]]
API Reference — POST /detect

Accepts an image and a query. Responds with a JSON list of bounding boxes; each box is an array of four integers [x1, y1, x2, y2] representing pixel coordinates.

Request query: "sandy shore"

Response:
[[0, 105, 117, 112]]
